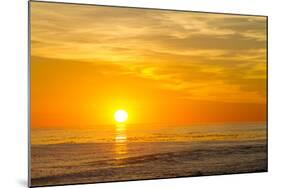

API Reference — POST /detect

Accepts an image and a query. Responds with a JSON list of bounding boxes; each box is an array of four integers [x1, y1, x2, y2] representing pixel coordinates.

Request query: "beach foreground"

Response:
[[31, 139, 267, 187]]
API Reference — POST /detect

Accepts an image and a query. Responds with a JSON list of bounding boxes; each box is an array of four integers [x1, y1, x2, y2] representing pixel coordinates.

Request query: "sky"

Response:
[[30, 2, 267, 129]]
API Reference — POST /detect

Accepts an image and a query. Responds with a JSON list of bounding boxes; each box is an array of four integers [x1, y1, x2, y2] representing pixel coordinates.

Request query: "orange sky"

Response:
[[30, 2, 267, 129]]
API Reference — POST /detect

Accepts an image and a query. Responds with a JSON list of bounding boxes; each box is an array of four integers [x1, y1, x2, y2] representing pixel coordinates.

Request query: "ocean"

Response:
[[30, 122, 267, 186]]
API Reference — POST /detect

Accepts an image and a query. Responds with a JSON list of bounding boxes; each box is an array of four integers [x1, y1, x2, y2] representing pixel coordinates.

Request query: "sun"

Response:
[[114, 110, 128, 123]]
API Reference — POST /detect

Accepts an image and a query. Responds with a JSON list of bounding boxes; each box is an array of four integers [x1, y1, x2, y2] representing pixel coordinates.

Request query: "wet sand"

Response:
[[31, 139, 267, 187]]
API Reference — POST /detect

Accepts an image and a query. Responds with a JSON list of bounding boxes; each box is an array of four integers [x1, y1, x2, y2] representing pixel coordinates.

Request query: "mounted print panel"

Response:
[[29, 1, 267, 187]]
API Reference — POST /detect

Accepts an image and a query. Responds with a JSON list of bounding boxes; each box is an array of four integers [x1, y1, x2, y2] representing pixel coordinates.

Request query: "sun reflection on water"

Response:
[[114, 123, 128, 160]]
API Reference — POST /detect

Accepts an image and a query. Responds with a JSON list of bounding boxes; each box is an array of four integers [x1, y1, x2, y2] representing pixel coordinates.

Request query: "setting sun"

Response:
[[114, 110, 128, 123]]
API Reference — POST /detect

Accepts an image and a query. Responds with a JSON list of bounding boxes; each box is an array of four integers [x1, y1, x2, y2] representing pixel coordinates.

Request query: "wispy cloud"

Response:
[[31, 2, 266, 104]]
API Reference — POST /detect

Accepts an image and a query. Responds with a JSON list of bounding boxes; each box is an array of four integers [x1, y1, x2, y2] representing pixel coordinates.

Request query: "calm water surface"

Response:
[[31, 122, 267, 186]]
